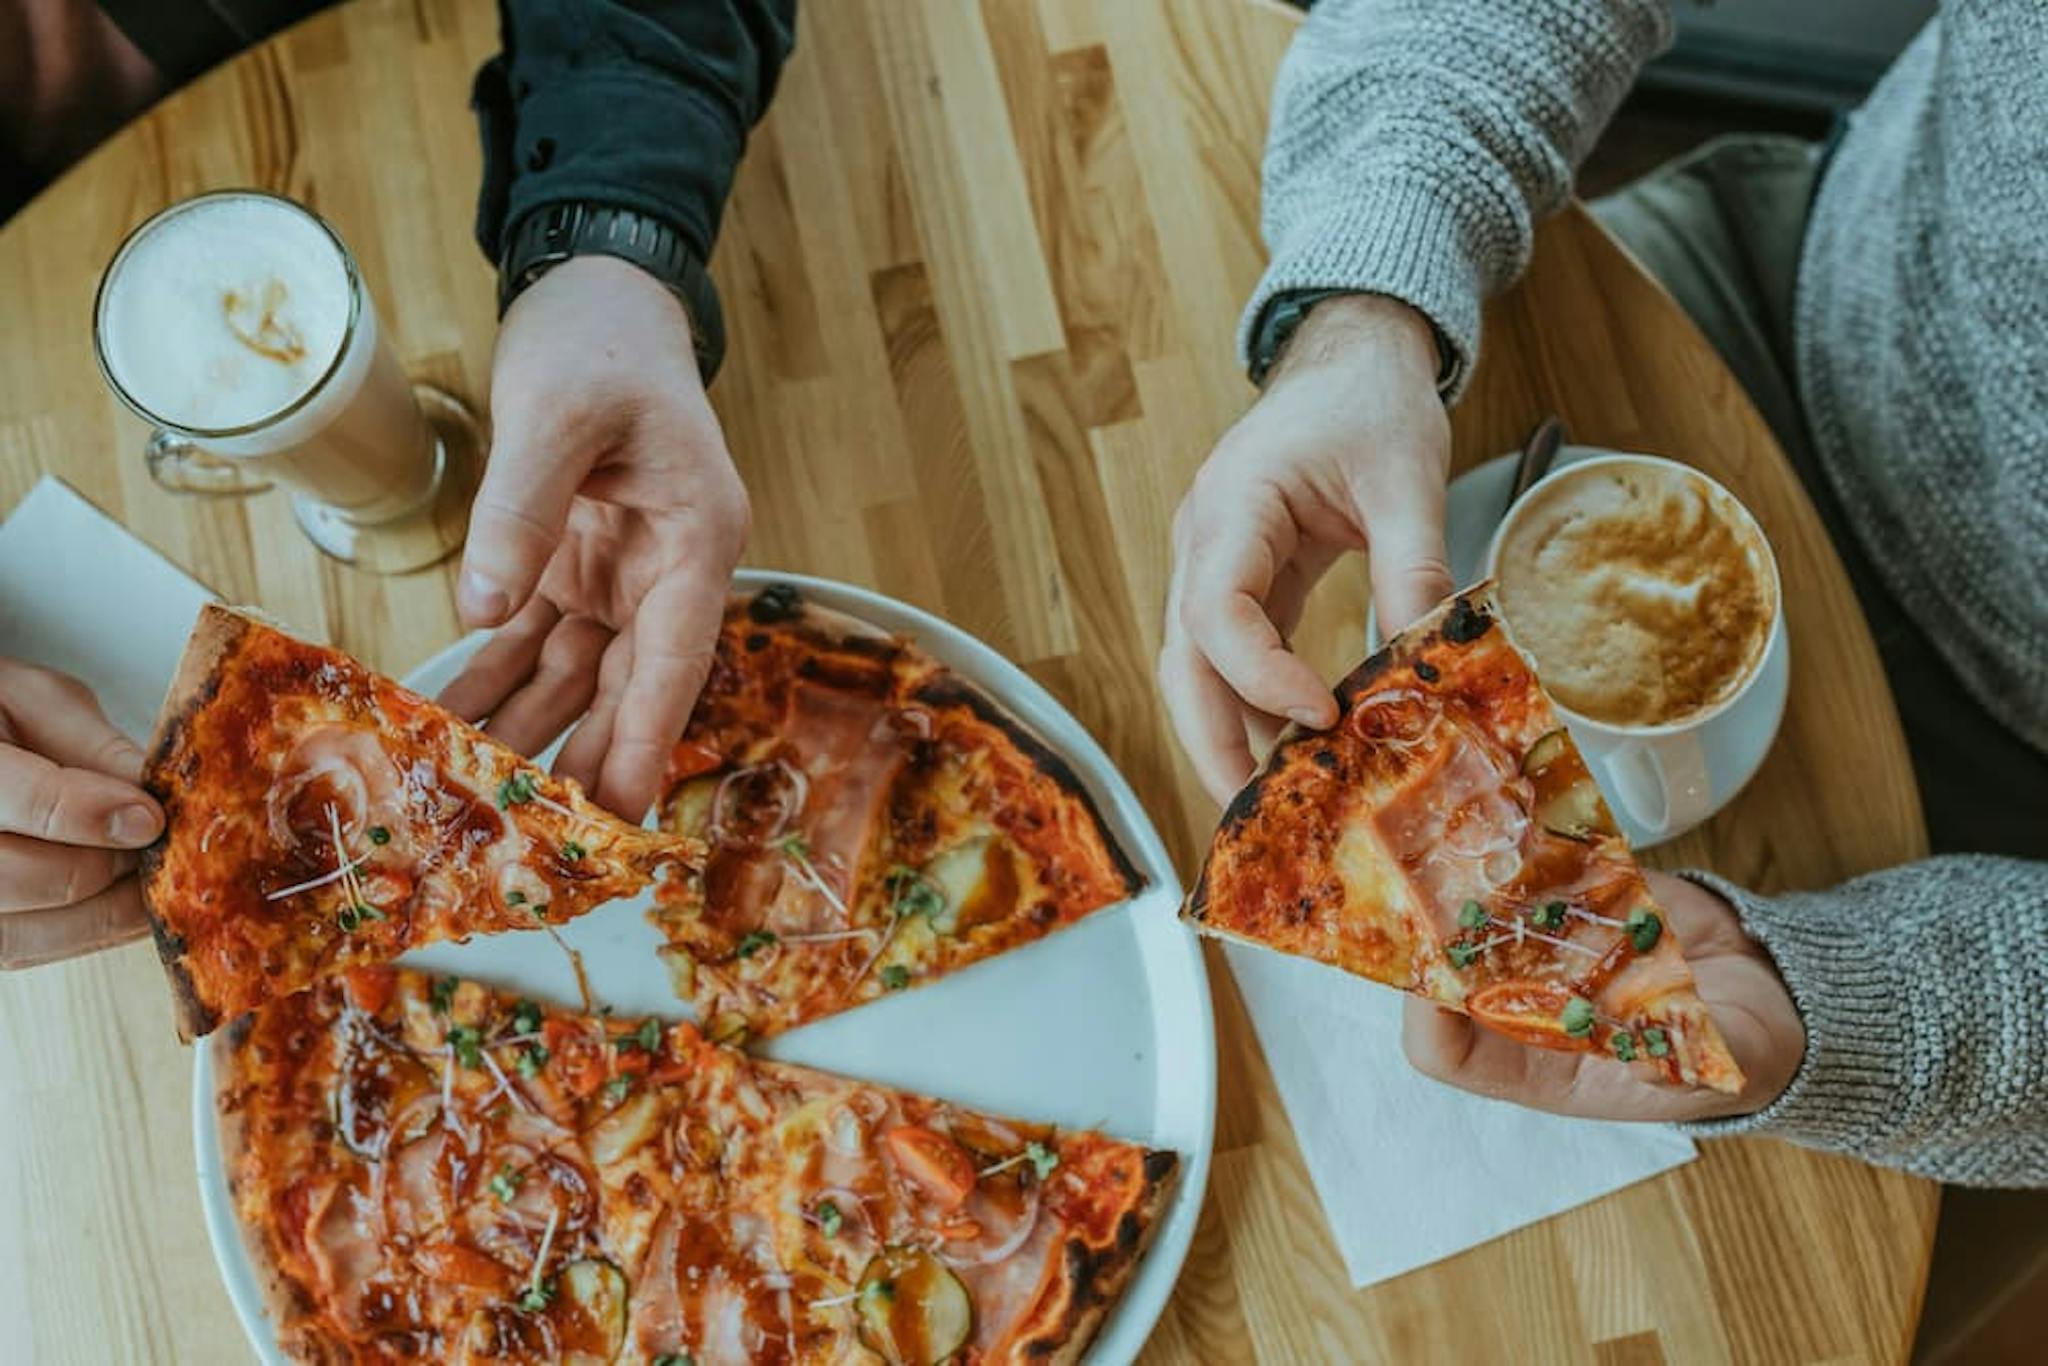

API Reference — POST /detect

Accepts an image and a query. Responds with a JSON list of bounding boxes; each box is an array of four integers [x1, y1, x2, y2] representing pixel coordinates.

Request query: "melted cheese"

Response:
[[1327, 819, 1425, 989]]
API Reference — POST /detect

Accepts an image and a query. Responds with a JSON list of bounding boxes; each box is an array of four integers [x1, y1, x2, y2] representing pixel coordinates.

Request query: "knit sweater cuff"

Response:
[[1238, 175, 1485, 401], [1673, 870, 1918, 1150]]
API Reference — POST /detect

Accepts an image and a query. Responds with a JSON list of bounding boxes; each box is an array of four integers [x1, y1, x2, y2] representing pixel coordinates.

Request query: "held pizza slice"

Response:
[[217, 967, 1178, 1364], [142, 605, 701, 1040], [1185, 584, 1744, 1093], [648, 583, 1142, 1040]]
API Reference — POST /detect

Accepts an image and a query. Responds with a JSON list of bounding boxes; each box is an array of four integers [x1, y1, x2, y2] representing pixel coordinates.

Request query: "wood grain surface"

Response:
[[0, 0, 1937, 1362]]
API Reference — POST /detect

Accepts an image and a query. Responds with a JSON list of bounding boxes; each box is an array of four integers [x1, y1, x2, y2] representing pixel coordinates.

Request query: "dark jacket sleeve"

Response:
[[473, 0, 797, 265]]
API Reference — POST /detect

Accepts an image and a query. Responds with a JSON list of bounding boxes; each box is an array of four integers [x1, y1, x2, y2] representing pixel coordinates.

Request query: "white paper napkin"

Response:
[[1225, 941, 1696, 1288], [0, 477, 216, 741]]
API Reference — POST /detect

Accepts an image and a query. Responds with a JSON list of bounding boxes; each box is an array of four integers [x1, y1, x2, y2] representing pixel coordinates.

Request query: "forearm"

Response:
[[1680, 856, 2048, 1186], [1247, 0, 1671, 396], [473, 0, 798, 262]]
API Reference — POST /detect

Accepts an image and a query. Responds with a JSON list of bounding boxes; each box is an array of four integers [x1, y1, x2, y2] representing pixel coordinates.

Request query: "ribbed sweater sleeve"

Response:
[[1245, 0, 1672, 396], [1678, 859, 2048, 1186]]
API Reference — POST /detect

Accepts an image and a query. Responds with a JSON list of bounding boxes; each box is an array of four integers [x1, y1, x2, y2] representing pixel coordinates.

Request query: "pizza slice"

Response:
[[1185, 584, 1743, 1093], [648, 583, 1142, 1040], [216, 966, 1179, 1364], [142, 604, 700, 1040]]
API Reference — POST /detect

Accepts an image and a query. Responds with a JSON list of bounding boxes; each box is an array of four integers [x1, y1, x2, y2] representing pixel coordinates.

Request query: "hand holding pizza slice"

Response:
[[140, 605, 702, 1039], [1187, 584, 1755, 1098]]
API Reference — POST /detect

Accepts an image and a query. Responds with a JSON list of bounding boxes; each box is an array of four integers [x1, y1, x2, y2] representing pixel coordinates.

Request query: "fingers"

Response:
[[1400, 997, 1484, 1087], [1156, 639, 1257, 805], [0, 875, 150, 970], [1176, 507, 1336, 731], [482, 615, 613, 758], [555, 632, 634, 802], [0, 835, 135, 913], [0, 661, 151, 782], [458, 404, 598, 629], [595, 564, 728, 820], [437, 597, 561, 722], [0, 744, 163, 848], [1355, 457, 1454, 635]]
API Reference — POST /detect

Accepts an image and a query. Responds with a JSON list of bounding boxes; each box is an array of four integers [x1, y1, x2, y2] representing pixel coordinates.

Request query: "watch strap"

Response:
[[1247, 288, 1354, 387], [1248, 287, 1458, 396], [497, 202, 727, 381]]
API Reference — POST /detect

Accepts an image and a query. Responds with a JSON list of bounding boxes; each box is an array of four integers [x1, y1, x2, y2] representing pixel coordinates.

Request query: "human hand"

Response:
[[442, 255, 749, 821], [1402, 871, 1804, 1122], [0, 661, 162, 969], [1160, 293, 1453, 804]]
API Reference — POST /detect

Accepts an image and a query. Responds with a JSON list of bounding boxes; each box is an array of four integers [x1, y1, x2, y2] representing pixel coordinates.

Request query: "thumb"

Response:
[[1357, 456, 1454, 635], [458, 402, 594, 627], [1400, 996, 1479, 1083]]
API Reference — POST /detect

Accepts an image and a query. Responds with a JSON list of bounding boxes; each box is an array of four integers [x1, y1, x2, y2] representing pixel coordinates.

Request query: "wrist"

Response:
[[497, 202, 725, 380], [1269, 293, 1442, 390]]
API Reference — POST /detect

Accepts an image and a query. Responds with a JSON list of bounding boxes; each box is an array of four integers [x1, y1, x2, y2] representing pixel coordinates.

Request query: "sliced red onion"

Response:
[[709, 759, 806, 847], [845, 913, 903, 995], [937, 1180, 1042, 1269]]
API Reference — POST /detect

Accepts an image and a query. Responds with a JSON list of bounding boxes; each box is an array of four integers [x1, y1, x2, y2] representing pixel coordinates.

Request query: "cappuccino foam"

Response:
[[1495, 462, 1775, 728], [100, 197, 352, 432]]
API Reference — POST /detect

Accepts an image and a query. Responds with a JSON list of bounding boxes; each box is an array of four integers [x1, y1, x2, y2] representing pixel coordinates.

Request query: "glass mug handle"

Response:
[[145, 429, 272, 496]]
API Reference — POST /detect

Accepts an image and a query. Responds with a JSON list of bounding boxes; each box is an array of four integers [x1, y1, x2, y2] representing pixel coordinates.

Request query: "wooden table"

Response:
[[0, 1, 1938, 1361]]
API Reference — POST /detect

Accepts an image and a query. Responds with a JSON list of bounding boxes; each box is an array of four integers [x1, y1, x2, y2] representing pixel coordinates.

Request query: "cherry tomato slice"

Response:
[[1467, 979, 1598, 1052]]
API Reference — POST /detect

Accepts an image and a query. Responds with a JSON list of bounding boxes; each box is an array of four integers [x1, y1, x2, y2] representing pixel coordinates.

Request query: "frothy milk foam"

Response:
[[1495, 461, 1776, 729], [101, 196, 354, 436]]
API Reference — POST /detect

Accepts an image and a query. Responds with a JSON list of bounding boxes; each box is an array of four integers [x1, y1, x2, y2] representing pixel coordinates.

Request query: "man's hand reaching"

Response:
[[1160, 293, 1453, 804], [440, 255, 749, 821]]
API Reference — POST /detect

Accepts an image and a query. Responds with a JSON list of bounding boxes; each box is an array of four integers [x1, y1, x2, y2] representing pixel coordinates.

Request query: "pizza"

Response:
[[217, 965, 1178, 1364], [1185, 585, 1743, 1092], [141, 605, 700, 1041], [647, 584, 1142, 1041]]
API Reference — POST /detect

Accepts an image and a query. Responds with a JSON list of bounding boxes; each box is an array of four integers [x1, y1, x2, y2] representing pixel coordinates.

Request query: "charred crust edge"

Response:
[[138, 609, 248, 1045], [1018, 1147, 1181, 1363], [744, 580, 804, 623], [1440, 593, 1494, 645], [910, 674, 1145, 898]]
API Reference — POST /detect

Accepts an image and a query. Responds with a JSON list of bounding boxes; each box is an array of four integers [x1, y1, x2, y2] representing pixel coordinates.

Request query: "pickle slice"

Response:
[[555, 1258, 629, 1364], [855, 1245, 973, 1366]]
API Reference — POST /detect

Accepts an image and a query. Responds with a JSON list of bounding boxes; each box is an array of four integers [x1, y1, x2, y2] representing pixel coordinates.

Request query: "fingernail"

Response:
[[110, 803, 159, 845], [459, 571, 510, 624], [1288, 707, 1328, 729]]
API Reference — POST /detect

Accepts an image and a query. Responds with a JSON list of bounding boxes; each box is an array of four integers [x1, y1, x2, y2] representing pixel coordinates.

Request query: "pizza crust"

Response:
[[141, 604, 263, 1042], [1014, 1148, 1180, 1364], [212, 1014, 353, 1366]]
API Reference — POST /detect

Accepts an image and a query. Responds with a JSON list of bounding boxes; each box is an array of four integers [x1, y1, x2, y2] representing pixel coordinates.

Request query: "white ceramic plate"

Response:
[[194, 569, 1215, 1364]]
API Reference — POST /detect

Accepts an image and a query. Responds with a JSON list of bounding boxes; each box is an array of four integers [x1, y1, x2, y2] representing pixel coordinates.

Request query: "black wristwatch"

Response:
[[1248, 287, 1457, 394], [497, 202, 727, 381], [1247, 288, 1356, 387]]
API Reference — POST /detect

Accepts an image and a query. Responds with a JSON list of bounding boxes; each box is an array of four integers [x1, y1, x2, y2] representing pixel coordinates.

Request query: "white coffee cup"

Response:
[[1484, 452, 1789, 847]]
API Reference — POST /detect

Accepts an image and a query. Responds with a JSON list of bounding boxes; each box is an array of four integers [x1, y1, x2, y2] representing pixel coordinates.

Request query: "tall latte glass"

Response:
[[93, 190, 480, 573]]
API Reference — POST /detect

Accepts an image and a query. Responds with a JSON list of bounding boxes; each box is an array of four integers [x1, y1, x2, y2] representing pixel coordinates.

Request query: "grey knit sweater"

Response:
[[1248, 1, 2048, 1185]]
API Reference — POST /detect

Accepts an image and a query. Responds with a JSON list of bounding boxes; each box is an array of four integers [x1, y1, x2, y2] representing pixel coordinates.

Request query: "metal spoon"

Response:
[[1504, 415, 1566, 519]]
